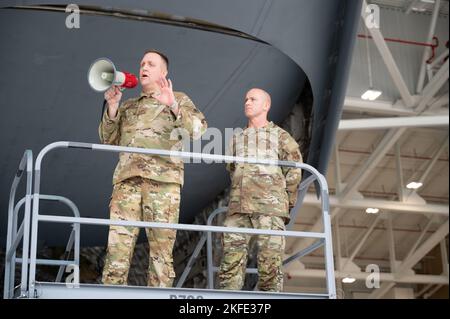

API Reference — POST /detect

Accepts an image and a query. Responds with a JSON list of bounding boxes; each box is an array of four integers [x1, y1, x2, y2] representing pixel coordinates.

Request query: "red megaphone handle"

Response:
[[121, 72, 138, 89]]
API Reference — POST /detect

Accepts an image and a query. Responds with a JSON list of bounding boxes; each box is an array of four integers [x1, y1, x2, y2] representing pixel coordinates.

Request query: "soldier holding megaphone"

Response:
[[89, 49, 208, 287]]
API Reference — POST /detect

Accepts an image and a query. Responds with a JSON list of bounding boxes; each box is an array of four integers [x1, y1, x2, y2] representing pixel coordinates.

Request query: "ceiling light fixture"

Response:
[[361, 20, 382, 101], [406, 181, 423, 190], [361, 89, 383, 101], [366, 208, 380, 214], [342, 276, 356, 284]]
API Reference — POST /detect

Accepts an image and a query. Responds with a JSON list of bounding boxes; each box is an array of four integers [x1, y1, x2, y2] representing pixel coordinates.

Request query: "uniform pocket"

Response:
[[167, 186, 181, 224]]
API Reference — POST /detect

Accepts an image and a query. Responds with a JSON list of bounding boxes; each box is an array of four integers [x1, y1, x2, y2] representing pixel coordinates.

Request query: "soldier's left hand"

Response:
[[154, 76, 175, 107]]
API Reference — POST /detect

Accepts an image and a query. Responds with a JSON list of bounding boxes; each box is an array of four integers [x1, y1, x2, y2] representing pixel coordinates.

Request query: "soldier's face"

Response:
[[244, 90, 268, 119], [139, 53, 168, 87]]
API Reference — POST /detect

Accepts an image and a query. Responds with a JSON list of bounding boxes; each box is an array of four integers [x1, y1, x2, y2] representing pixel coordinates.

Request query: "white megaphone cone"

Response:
[[88, 58, 138, 92]]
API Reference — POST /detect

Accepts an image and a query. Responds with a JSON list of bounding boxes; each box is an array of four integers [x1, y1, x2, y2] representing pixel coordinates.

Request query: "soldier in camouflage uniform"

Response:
[[218, 88, 302, 292], [99, 50, 207, 287]]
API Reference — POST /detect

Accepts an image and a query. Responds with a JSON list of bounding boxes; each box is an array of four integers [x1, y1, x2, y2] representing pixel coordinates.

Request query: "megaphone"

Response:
[[88, 58, 138, 92]]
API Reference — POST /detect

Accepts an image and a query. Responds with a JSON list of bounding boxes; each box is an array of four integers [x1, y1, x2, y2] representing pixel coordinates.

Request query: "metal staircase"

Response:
[[4, 141, 336, 299]]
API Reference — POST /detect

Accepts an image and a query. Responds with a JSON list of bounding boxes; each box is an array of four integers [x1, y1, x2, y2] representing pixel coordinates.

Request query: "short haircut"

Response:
[[143, 49, 169, 70], [248, 88, 271, 108]]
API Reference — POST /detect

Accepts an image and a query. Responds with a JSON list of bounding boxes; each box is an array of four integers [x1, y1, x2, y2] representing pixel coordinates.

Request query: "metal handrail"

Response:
[[177, 176, 323, 289], [175, 206, 228, 288], [4, 150, 33, 299], [27, 141, 336, 299], [287, 174, 317, 229], [205, 206, 326, 289], [5, 192, 81, 298], [4, 150, 81, 298], [11, 195, 81, 283]]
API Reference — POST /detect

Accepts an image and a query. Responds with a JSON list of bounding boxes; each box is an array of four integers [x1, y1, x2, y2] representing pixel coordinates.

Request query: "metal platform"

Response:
[[4, 142, 336, 299], [31, 282, 329, 299]]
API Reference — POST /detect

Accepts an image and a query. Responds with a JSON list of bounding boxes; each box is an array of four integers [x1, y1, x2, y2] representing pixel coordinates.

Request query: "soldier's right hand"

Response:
[[104, 86, 122, 119]]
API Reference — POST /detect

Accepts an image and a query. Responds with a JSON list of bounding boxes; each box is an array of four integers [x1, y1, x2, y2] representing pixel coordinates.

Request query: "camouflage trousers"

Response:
[[102, 177, 180, 287], [218, 213, 285, 292]]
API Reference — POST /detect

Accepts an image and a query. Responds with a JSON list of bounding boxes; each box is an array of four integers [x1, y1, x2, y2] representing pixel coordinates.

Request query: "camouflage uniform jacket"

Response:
[[227, 121, 302, 222], [99, 91, 207, 186]]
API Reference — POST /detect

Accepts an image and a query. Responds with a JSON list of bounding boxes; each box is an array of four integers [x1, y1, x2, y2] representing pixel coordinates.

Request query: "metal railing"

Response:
[[4, 170, 82, 298], [7, 141, 335, 298], [4, 150, 33, 299], [175, 174, 326, 290]]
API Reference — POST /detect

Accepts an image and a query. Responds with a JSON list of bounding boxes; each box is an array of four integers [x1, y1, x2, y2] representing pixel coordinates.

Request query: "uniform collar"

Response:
[[139, 90, 158, 100], [245, 121, 274, 130]]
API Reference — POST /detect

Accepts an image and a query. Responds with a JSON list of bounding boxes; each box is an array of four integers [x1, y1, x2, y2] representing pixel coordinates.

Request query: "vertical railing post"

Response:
[[4, 150, 33, 299]]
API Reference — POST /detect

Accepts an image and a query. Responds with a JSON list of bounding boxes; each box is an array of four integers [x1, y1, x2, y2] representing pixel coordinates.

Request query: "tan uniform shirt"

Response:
[[227, 122, 302, 222], [99, 91, 207, 185]]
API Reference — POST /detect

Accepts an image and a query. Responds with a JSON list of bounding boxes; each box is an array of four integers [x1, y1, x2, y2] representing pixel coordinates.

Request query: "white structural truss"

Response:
[[287, 1, 449, 299]]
